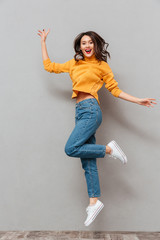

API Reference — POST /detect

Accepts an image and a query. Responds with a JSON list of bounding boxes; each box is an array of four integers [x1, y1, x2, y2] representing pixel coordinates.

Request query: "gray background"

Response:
[[0, 0, 160, 231]]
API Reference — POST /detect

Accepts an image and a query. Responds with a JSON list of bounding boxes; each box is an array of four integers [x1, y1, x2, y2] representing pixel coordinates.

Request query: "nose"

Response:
[[86, 43, 91, 48]]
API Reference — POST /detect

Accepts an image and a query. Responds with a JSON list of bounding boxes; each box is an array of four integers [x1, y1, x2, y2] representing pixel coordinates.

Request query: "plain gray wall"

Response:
[[0, 0, 160, 231]]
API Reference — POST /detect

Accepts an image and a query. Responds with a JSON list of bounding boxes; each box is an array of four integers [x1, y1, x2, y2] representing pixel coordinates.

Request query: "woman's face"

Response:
[[80, 35, 94, 58]]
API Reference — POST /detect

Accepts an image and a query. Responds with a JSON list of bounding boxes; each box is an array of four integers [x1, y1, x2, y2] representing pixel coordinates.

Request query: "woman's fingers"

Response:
[[139, 98, 157, 107], [37, 29, 46, 41], [37, 29, 45, 35], [148, 100, 157, 107], [37, 29, 50, 40], [144, 98, 157, 103], [46, 28, 50, 35], [148, 98, 157, 105], [37, 30, 43, 38]]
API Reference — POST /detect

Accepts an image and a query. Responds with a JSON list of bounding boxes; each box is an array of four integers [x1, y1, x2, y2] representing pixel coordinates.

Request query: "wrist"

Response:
[[136, 98, 141, 104]]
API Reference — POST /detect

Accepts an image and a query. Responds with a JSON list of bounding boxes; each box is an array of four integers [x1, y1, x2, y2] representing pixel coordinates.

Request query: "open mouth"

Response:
[[85, 49, 92, 54]]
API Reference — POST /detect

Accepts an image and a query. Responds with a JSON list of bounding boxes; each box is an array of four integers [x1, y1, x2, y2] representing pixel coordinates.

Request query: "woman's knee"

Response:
[[64, 143, 75, 157], [64, 143, 70, 156]]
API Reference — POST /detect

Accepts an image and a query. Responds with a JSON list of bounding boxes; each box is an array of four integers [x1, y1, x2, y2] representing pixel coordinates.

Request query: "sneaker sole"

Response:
[[112, 140, 127, 164], [84, 202, 104, 227]]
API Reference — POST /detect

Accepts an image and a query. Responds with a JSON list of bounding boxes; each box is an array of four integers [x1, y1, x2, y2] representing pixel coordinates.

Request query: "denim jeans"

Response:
[[64, 98, 106, 198]]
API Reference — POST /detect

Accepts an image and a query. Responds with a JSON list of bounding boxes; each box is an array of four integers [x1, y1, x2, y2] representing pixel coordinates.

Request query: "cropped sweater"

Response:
[[43, 54, 122, 105]]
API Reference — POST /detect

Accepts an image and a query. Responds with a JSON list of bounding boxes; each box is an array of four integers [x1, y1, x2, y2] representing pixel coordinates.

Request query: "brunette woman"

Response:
[[38, 29, 156, 226]]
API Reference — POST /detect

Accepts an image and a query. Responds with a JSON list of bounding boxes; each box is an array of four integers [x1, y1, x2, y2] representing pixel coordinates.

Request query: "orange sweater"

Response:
[[43, 54, 122, 104]]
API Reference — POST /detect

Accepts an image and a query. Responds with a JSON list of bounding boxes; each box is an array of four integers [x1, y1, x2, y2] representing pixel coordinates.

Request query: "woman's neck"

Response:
[[84, 54, 97, 62]]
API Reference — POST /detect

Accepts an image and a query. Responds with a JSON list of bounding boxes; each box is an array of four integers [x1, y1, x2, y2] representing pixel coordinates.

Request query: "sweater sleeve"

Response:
[[102, 70, 122, 97], [43, 58, 73, 73]]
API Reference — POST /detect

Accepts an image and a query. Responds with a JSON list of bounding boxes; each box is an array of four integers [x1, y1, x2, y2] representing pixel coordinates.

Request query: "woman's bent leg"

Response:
[[64, 100, 106, 159]]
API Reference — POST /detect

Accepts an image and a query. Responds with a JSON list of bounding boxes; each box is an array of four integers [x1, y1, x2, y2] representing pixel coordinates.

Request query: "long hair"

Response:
[[73, 31, 110, 62]]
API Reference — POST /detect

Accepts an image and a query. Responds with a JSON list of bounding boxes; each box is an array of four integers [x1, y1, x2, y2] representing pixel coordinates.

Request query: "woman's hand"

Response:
[[137, 98, 157, 107], [37, 28, 50, 42]]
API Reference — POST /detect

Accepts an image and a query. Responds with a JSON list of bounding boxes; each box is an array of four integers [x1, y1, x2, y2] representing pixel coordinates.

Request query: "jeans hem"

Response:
[[89, 195, 101, 198], [102, 146, 106, 157]]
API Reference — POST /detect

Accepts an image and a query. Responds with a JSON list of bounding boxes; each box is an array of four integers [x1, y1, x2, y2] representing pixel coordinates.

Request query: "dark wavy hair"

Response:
[[73, 31, 110, 63]]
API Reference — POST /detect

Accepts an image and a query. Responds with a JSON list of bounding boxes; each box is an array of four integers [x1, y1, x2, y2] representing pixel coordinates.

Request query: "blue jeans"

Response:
[[64, 98, 106, 198]]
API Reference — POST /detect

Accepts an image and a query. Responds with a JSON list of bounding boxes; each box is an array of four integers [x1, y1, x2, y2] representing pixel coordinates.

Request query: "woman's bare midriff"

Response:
[[76, 91, 95, 103]]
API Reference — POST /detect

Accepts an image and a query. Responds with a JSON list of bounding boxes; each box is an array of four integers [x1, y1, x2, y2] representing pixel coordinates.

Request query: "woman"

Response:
[[37, 29, 156, 227]]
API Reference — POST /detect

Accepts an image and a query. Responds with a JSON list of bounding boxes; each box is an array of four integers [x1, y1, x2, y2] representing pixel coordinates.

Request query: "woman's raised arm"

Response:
[[37, 28, 72, 73], [37, 28, 50, 61]]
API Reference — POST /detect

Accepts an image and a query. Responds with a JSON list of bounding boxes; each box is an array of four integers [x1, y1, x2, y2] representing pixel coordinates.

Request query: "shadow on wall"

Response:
[[44, 74, 72, 103], [99, 86, 159, 143]]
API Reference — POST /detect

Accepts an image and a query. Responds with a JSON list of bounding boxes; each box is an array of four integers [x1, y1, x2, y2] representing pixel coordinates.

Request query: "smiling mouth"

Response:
[[85, 49, 92, 54]]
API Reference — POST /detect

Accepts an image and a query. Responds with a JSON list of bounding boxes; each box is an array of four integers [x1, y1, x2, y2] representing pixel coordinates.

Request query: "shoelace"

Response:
[[86, 206, 95, 214], [108, 154, 117, 160], [86, 205, 97, 214]]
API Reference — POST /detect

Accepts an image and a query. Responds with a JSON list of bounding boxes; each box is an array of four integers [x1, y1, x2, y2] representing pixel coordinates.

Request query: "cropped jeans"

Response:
[[64, 98, 106, 198]]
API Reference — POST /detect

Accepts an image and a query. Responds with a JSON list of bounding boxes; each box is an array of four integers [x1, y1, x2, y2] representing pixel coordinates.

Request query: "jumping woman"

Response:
[[37, 29, 157, 227]]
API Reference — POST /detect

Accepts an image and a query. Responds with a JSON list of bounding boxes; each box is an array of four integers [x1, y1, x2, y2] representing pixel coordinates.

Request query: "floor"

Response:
[[0, 231, 160, 240]]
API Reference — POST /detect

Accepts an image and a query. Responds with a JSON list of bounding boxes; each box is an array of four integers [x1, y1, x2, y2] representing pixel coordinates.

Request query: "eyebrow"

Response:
[[81, 40, 93, 43]]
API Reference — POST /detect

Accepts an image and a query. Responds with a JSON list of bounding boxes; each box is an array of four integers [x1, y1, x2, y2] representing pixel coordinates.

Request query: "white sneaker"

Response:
[[84, 200, 104, 227], [107, 140, 127, 164]]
